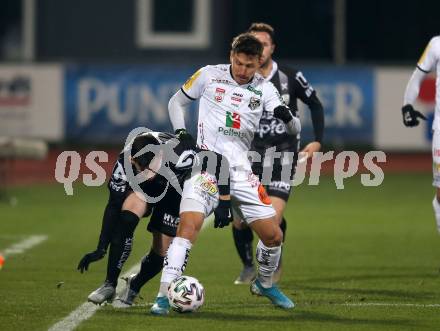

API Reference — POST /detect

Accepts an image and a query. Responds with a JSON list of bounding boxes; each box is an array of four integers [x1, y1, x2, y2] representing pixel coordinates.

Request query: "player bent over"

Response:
[[77, 130, 232, 305], [150, 33, 301, 315]]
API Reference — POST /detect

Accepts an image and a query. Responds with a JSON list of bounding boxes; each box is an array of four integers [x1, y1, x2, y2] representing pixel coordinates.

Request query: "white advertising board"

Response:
[[0, 64, 63, 141]]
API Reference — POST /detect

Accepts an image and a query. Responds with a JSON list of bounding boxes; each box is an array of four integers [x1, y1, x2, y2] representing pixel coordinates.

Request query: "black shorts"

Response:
[[147, 187, 181, 237], [108, 184, 181, 237], [251, 154, 297, 203]]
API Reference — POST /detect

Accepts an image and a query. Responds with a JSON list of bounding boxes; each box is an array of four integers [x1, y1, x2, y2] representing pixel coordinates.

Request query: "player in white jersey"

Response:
[[402, 36, 440, 232], [150, 33, 301, 314]]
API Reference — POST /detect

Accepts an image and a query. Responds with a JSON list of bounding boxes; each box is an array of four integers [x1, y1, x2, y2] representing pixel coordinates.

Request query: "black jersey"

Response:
[[108, 131, 229, 200], [251, 63, 324, 154]]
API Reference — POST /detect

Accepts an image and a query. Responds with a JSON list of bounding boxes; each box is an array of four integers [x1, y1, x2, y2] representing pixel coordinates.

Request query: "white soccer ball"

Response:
[[167, 275, 205, 313]]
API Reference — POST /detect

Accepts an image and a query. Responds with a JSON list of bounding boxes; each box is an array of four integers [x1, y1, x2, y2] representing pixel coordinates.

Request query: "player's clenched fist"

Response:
[[401, 104, 427, 127]]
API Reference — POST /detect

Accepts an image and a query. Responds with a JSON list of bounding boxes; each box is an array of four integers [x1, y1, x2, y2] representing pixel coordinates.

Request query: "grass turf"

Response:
[[0, 173, 439, 331]]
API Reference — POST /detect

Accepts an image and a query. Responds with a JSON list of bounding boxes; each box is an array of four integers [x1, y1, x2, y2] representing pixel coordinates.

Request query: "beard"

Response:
[[260, 57, 271, 69]]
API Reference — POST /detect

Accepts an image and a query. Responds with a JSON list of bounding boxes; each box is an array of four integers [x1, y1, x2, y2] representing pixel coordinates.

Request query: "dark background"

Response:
[[1, 0, 439, 64]]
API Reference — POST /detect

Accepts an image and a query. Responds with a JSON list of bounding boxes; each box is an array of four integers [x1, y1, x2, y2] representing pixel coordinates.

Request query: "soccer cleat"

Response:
[[112, 274, 138, 308], [150, 296, 170, 315], [87, 281, 116, 305], [250, 279, 295, 309], [234, 265, 256, 285]]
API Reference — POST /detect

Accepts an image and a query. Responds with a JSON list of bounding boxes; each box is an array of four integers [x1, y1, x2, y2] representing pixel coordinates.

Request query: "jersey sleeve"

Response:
[[263, 81, 284, 112], [292, 71, 316, 104], [417, 36, 440, 73], [181, 66, 209, 100]]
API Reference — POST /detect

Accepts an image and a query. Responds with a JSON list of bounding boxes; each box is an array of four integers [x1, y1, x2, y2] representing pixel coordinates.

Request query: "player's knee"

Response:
[[261, 227, 283, 247], [120, 210, 140, 235]]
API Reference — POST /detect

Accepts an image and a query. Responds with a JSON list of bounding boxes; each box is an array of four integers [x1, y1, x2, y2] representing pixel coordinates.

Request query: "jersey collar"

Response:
[[228, 64, 262, 86], [265, 60, 278, 81]]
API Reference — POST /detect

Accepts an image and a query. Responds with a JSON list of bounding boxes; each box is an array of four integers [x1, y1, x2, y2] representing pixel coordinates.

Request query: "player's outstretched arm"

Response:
[[169, 90, 197, 150], [77, 248, 106, 273], [168, 89, 193, 131], [402, 68, 428, 127]]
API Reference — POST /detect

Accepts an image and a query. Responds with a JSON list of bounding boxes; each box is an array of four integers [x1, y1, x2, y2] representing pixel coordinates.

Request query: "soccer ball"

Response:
[[167, 276, 205, 313]]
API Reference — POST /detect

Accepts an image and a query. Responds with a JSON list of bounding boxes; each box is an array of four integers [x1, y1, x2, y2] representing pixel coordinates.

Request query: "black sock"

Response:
[[96, 200, 120, 252], [280, 217, 287, 242], [106, 210, 139, 287], [232, 226, 254, 267], [130, 249, 164, 293]]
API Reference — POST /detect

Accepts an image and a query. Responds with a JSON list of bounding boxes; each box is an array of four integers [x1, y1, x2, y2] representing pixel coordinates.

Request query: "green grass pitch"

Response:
[[1, 173, 440, 331]]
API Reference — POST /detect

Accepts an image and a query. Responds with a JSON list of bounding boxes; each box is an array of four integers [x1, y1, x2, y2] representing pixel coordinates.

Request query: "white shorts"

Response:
[[229, 168, 276, 224], [180, 171, 219, 217], [433, 130, 440, 188], [180, 168, 276, 224]]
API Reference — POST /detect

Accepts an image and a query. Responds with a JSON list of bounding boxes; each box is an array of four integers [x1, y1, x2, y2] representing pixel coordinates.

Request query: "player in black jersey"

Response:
[[232, 23, 325, 284], [77, 129, 231, 305]]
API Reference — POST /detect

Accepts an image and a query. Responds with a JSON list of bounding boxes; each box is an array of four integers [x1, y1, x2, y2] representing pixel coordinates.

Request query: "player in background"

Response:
[[150, 33, 301, 315], [232, 23, 325, 284], [402, 36, 440, 233], [77, 131, 232, 306]]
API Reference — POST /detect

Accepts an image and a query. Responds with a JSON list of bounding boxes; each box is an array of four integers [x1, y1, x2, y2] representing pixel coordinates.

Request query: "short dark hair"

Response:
[[131, 134, 159, 170], [248, 22, 275, 44], [231, 33, 263, 57]]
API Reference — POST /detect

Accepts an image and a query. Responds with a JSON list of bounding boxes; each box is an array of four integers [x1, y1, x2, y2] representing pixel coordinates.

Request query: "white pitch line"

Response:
[[49, 217, 214, 331], [48, 263, 141, 331], [340, 302, 440, 308], [1, 235, 48, 258]]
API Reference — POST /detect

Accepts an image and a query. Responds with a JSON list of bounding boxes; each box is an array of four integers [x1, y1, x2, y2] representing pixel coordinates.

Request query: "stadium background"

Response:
[[1, 1, 440, 331]]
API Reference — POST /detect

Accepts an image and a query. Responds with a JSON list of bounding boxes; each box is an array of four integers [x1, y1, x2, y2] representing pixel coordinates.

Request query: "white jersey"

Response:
[[417, 36, 440, 130], [181, 64, 284, 168]]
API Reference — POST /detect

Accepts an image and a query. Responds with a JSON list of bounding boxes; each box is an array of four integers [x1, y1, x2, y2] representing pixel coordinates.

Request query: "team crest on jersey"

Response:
[[226, 111, 240, 129], [214, 87, 225, 102], [248, 96, 261, 110]]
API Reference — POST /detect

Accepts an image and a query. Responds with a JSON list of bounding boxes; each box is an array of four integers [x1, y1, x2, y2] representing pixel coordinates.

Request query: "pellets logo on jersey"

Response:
[[183, 69, 202, 90], [226, 111, 240, 129], [248, 96, 261, 110], [214, 87, 225, 102]]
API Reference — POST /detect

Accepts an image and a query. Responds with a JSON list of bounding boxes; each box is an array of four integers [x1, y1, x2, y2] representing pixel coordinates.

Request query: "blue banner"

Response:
[[65, 64, 374, 145], [65, 65, 199, 142], [298, 66, 374, 145]]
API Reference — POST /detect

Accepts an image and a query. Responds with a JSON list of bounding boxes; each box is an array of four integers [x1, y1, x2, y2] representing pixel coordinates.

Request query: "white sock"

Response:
[[432, 196, 440, 234], [255, 240, 281, 288], [158, 237, 192, 296]]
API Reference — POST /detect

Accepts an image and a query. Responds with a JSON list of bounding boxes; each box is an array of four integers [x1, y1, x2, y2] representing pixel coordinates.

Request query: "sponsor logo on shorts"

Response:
[[270, 181, 291, 192], [163, 213, 179, 228], [195, 174, 218, 196]]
